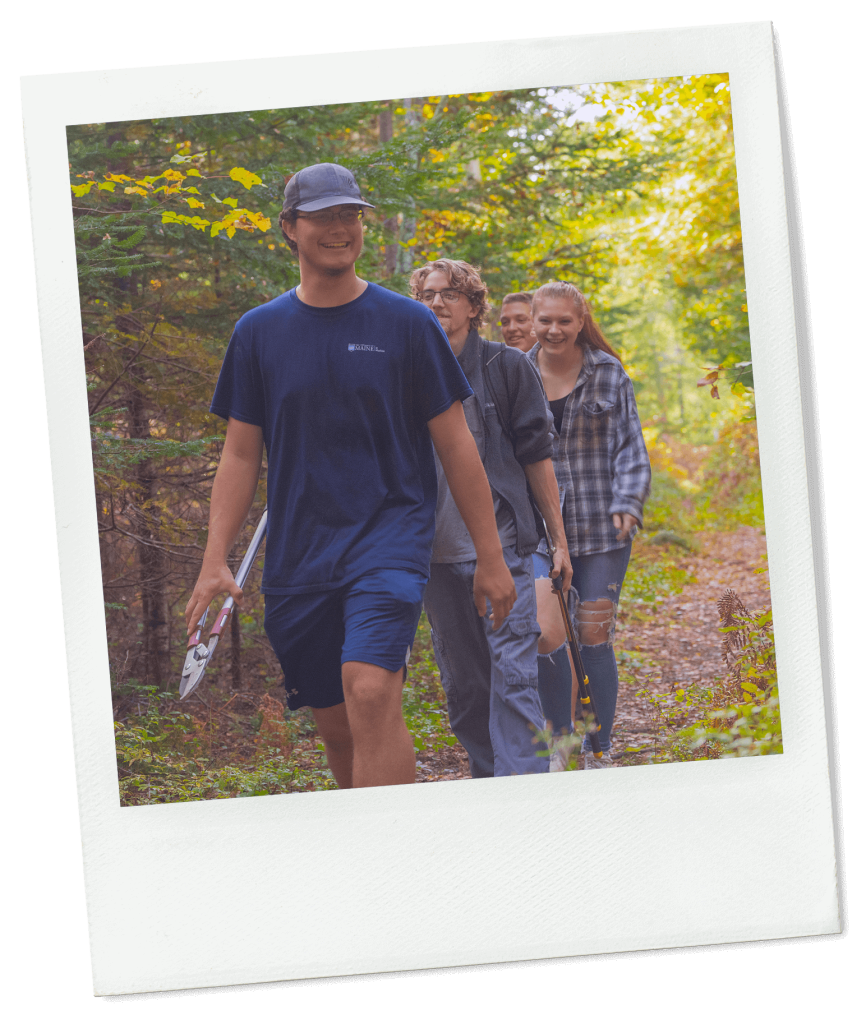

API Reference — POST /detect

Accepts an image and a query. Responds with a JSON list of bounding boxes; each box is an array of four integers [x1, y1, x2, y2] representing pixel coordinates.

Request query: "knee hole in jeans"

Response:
[[576, 599, 617, 647]]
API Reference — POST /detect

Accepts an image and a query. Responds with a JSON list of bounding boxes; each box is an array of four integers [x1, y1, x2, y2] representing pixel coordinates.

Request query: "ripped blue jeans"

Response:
[[534, 541, 632, 752]]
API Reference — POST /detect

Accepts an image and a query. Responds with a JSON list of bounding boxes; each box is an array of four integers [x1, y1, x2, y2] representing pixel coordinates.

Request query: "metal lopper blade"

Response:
[[179, 641, 212, 700]]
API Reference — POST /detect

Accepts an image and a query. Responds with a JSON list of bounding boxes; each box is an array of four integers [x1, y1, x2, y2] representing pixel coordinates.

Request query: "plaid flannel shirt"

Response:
[[528, 344, 651, 556]]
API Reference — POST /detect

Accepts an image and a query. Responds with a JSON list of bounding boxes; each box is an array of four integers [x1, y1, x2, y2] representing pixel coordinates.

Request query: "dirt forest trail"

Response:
[[418, 525, 770, 780], [115, 525, 771, 801]]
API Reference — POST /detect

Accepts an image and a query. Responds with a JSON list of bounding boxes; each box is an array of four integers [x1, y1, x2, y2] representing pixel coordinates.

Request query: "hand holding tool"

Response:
[[179, 508, 268, 700]]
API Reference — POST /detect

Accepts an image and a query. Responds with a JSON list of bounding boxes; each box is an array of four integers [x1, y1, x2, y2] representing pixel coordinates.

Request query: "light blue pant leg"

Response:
[[485, 548, 548, 775], [425, 546, 548, 778], [426, 560, 495, 777]]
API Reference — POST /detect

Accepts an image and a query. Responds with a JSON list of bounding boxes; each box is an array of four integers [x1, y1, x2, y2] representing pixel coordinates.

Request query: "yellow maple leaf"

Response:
[[185, 198, 205, 209], [71, 182, 94, 197], [162, 169, 185, 182], [243, 210, 272, 232], [229, 166, 262, 190], [124, 186, 149, 196], [161, 211, 210, 231]]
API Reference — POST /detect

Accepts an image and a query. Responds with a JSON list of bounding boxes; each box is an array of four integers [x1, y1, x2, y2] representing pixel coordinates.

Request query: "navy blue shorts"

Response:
[[263, 568, 427, 711]]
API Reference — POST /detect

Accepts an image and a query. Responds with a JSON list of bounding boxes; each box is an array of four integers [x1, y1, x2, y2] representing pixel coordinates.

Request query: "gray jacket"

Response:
[[456, 329, 553, 556]]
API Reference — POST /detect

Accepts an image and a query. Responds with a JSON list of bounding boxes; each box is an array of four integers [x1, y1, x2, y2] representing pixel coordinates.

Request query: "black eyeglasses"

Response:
[[420, 288, 467, 304], [296, 207, 364, 226]]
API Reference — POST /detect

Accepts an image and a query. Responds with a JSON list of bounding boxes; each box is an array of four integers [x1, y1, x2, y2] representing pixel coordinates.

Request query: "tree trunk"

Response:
[[128, 383, 171, 687], [398, 99, 419, 275], [378, 104, 399, 277]]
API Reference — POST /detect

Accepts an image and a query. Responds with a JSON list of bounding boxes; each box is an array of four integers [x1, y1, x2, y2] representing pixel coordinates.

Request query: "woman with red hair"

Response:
[[529, 282, 651, 770]]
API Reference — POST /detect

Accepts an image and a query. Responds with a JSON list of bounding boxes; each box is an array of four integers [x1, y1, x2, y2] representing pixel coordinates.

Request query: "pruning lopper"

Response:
[[179, 507, 268, 701]]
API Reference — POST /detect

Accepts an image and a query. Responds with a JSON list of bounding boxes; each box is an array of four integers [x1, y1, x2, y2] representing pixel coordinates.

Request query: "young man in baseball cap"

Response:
[[186, 163, 516, 789]]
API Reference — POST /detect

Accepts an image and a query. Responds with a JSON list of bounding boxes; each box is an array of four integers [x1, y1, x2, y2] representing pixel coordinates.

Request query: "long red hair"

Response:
[[532, 282, 622, 363]]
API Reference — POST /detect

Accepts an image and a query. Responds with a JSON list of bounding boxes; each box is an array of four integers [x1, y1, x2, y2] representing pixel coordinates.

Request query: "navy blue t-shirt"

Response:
[[210, 282, 472, 594]]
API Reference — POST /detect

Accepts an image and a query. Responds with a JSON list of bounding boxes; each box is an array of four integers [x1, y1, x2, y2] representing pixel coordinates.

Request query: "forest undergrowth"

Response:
[[114, 419, 779, 805]]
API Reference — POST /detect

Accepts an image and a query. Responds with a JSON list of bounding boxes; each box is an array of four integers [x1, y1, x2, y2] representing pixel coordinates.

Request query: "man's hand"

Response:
[[473, 553, 517, 630], [547, 543, 573, 595], [612, 512, 639, 543], [522, 458, 572, 594], [185, 561, 244, 635]]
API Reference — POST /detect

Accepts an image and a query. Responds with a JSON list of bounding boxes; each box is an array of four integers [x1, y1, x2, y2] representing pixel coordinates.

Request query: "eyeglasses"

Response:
[[420, 288, 468, 304], [295, 207, 364, 226]]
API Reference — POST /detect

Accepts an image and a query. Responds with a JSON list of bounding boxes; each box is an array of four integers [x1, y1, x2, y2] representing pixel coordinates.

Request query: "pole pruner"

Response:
[[179, 507, 268, 701], [542, 520, 605, 762]]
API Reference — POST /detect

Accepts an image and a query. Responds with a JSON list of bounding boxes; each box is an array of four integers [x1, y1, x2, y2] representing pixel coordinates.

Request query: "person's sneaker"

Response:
[[583, 750, 614, 770], [548, 734, 579, 772], [549, 743, 569, 772]]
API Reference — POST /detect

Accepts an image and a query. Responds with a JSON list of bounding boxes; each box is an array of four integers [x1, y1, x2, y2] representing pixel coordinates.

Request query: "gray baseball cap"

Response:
[[282, 162, 375, 213]]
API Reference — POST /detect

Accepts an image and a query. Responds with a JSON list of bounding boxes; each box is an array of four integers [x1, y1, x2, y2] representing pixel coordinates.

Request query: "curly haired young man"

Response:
[[410, 259, 572, 776]]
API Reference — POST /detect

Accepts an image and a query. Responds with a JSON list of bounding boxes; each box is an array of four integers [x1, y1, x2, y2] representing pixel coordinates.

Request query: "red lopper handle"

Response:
[[209, 606, 233, 639]]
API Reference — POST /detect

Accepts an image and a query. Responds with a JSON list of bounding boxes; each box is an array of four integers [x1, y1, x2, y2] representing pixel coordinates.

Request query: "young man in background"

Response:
[[498, 291, 536, 352]]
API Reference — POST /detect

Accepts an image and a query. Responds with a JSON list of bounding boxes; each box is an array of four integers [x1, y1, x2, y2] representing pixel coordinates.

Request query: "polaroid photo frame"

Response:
[[21, 20, 839, 995]]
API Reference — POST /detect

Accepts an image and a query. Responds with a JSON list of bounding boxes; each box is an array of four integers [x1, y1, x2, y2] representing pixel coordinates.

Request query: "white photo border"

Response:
[[22, 21, 839, 996]]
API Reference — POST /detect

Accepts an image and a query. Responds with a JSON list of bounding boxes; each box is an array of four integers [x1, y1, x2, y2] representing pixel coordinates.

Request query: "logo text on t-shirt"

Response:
[[348, 344, 385, 353]]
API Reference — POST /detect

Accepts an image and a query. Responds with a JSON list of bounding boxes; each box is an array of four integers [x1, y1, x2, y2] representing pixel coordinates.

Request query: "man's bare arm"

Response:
[[427, 401, 516, 629], [523, 459, 572, 594], [184, 418, 264, 633]]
